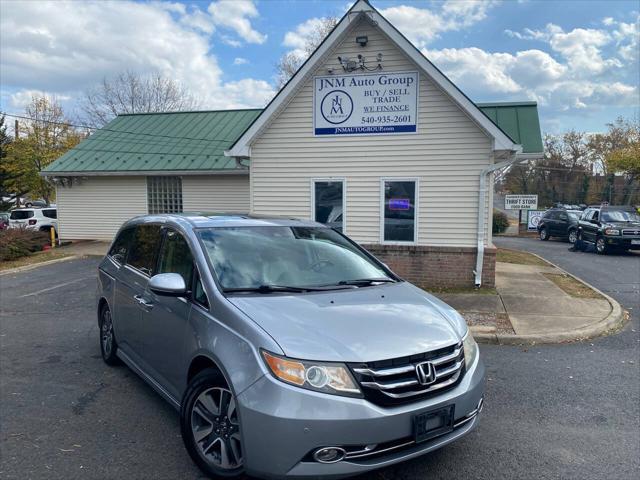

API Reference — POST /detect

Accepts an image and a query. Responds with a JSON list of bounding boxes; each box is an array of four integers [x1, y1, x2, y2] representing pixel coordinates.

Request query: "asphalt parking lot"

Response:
[[1, 241, 639, 480]]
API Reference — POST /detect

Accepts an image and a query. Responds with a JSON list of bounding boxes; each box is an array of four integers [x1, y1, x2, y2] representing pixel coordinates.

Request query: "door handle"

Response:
[[133, 294, 154, 310]]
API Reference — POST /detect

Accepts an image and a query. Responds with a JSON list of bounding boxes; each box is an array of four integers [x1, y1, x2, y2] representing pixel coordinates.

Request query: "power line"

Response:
[[1, 112, 245, 146]]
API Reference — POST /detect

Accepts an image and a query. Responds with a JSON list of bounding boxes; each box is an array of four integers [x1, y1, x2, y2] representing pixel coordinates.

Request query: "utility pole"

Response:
[[14, 119, 19, 139]]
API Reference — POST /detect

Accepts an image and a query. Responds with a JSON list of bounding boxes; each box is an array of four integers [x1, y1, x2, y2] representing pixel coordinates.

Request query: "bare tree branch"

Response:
[[80, 71, 200, 127]]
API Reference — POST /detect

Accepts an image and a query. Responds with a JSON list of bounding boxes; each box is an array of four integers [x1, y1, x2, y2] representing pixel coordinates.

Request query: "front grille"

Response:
[[622, 229, 640, 237], [349, 342, 464, 406]]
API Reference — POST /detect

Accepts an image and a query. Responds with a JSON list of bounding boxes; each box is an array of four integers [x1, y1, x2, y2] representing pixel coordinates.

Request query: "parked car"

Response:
[[24, 198, 48, 208], [0, 212, 9, 230], [9, 207, 58, 234], [537, 208, 582, 243], [97, 214, 484, 480], [576, 205, 640, 254]]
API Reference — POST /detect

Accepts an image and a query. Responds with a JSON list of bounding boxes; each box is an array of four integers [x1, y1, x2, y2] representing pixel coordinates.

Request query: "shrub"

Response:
[[0, 228, 49, 261], [492, 209, 510, 234]]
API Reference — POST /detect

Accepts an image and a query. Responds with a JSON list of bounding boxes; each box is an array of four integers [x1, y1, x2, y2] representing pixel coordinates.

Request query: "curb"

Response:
[[470, 252, 626, 345], [0, 255, 81, 276]]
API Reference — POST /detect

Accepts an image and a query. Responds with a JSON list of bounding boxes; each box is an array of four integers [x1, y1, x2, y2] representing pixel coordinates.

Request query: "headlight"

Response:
[[463, 332, 478, 370], [604, 228, 620, 235], [262, 350, 362, 397]]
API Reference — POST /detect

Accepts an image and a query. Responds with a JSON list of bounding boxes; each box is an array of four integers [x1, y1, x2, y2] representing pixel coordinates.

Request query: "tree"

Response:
[[604, 119, 640, 205], [80, 71, 199, 127], [4, 95, 83, 204], [0, 114, 18, 209], [276, 17, 338, 88]]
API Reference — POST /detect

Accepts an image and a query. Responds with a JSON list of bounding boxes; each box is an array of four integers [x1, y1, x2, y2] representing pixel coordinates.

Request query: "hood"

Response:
[[227, 282, 462, 363]]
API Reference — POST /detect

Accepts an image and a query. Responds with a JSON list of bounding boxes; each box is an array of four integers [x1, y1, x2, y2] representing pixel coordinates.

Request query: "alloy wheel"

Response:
[[596, 238, 606, 253], [191, 387, 242, 470], [101, 309, 114, 357], [540, 228, 547, 240], [568, 230, 577, 244]]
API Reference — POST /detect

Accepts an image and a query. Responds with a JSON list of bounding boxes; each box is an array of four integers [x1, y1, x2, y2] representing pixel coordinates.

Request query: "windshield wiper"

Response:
[[334, 278, 396, 287], [224, 284, 326, 294]]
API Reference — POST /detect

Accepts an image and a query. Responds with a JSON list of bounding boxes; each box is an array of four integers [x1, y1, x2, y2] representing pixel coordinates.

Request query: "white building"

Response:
[[44, 0, 543, 288]]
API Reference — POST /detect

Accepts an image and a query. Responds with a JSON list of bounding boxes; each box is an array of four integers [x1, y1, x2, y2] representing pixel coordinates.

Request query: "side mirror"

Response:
[[148, 273, 187, 297]]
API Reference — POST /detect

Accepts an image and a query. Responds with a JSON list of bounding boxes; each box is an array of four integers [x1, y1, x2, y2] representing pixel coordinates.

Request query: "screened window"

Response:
[[313, 180, 344, 232], [147, 176, 183, 214], [127, 225, 162, 276], [157, 229, 194, 290], [382, 180, 417, 243]]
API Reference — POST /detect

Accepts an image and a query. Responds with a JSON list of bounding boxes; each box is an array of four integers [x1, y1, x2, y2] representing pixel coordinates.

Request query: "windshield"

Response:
[[198, 226, 393, 291], [602, 210, 640, 223]]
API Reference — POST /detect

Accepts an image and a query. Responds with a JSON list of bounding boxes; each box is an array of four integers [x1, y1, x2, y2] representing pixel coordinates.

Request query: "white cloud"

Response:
[[379, 0, 499, 48], [233, 57, 249, 65], [208, 0, 266, 45], [283, 17, 334, 58], [0, 0, 274, 112], [9, 90, 71, 109]]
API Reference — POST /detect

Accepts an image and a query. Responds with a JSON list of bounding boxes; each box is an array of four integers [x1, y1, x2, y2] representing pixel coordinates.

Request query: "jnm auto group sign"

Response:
[[313, 71, 419, 136]]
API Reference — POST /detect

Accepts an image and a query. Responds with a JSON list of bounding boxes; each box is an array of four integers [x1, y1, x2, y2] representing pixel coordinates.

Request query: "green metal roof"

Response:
[[477, 102, 543, 154], [44, 109, 262, 174], [45, 101, 542, 175]]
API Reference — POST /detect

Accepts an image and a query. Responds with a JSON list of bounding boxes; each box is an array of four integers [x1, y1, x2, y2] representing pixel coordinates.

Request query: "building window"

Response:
[[381, 178, 418, 243], [147, 176, 182, 214], [312, 179, 344, 232]]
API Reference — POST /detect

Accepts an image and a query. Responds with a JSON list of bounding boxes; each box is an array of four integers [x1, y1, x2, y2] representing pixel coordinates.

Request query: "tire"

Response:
[[568, 229, 578, 244], [180, 369, 244, 479], [595, 236, 608, 255], [539, 227, 549, 241], [99, 304, 120, 365]]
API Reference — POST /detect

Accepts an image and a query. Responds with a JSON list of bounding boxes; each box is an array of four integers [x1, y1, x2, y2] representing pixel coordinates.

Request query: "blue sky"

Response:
[[1, 0, 638, 134]]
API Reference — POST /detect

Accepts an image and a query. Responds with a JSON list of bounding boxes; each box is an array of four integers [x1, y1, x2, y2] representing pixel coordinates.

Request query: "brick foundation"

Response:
[[362, 244, 496, 288]]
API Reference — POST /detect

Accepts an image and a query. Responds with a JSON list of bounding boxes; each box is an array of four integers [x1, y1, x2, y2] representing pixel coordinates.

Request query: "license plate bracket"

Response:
[[413, 405, 455, 443]]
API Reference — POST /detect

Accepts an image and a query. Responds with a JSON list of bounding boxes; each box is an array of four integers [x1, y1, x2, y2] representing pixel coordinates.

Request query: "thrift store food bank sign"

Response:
[[314, 71, 418, 136]]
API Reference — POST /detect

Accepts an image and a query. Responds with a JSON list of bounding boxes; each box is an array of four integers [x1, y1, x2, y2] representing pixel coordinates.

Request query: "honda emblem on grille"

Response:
[[415, 361, 437, 386]]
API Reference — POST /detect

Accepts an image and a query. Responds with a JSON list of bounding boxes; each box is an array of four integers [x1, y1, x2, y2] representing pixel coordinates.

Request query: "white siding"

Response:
[[250, 17, 492, 247], [182, 175, 250, 212], [56, 176, 147, 240]]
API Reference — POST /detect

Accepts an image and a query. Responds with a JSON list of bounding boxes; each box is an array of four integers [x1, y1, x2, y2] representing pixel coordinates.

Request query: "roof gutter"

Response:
[[474, 150, 543, 287], [40, 169, 249, 178]]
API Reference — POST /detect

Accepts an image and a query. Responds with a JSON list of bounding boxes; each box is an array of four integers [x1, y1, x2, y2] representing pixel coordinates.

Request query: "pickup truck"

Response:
[[577, 205, 640, 254]]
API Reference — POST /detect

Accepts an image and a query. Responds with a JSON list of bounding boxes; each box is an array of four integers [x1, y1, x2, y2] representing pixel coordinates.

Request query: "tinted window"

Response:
[[157, 229, 194, 289], [42, 209, 57, 219], [383, 180, 416, 242], [127, 225, 162, 276], [314, 181, 344, 232], [109, 228, 135, 265], [193, 273, 209, 308], [10, 211, 34, 220]]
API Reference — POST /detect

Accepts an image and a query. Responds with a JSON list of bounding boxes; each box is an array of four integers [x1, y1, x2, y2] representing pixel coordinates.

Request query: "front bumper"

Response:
[[604, 236, 640, 249], [237, 353, 485, 479]]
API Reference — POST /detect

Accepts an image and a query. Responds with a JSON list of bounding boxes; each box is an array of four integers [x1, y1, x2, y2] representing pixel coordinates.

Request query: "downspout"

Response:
[[474, 153, 521, 287]]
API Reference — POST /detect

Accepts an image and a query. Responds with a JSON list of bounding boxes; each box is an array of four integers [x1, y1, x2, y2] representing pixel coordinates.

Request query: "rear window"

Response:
[[42, 209, 57, 219], [10, 211, 34, 220]]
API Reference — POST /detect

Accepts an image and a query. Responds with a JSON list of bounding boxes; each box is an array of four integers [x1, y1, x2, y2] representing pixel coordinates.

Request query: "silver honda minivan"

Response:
[[97, 214, 484, 479]]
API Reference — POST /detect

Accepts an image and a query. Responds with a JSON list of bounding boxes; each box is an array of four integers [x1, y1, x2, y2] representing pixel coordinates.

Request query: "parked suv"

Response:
[[577, 205, 640, 254], [9, 208, 58, 234], [97, 214, 484, 479], [537, 208, 582, 243]]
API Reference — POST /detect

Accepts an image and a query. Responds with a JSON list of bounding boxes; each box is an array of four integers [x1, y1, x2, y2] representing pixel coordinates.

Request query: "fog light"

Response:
[[313, 447, 346, 463]]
